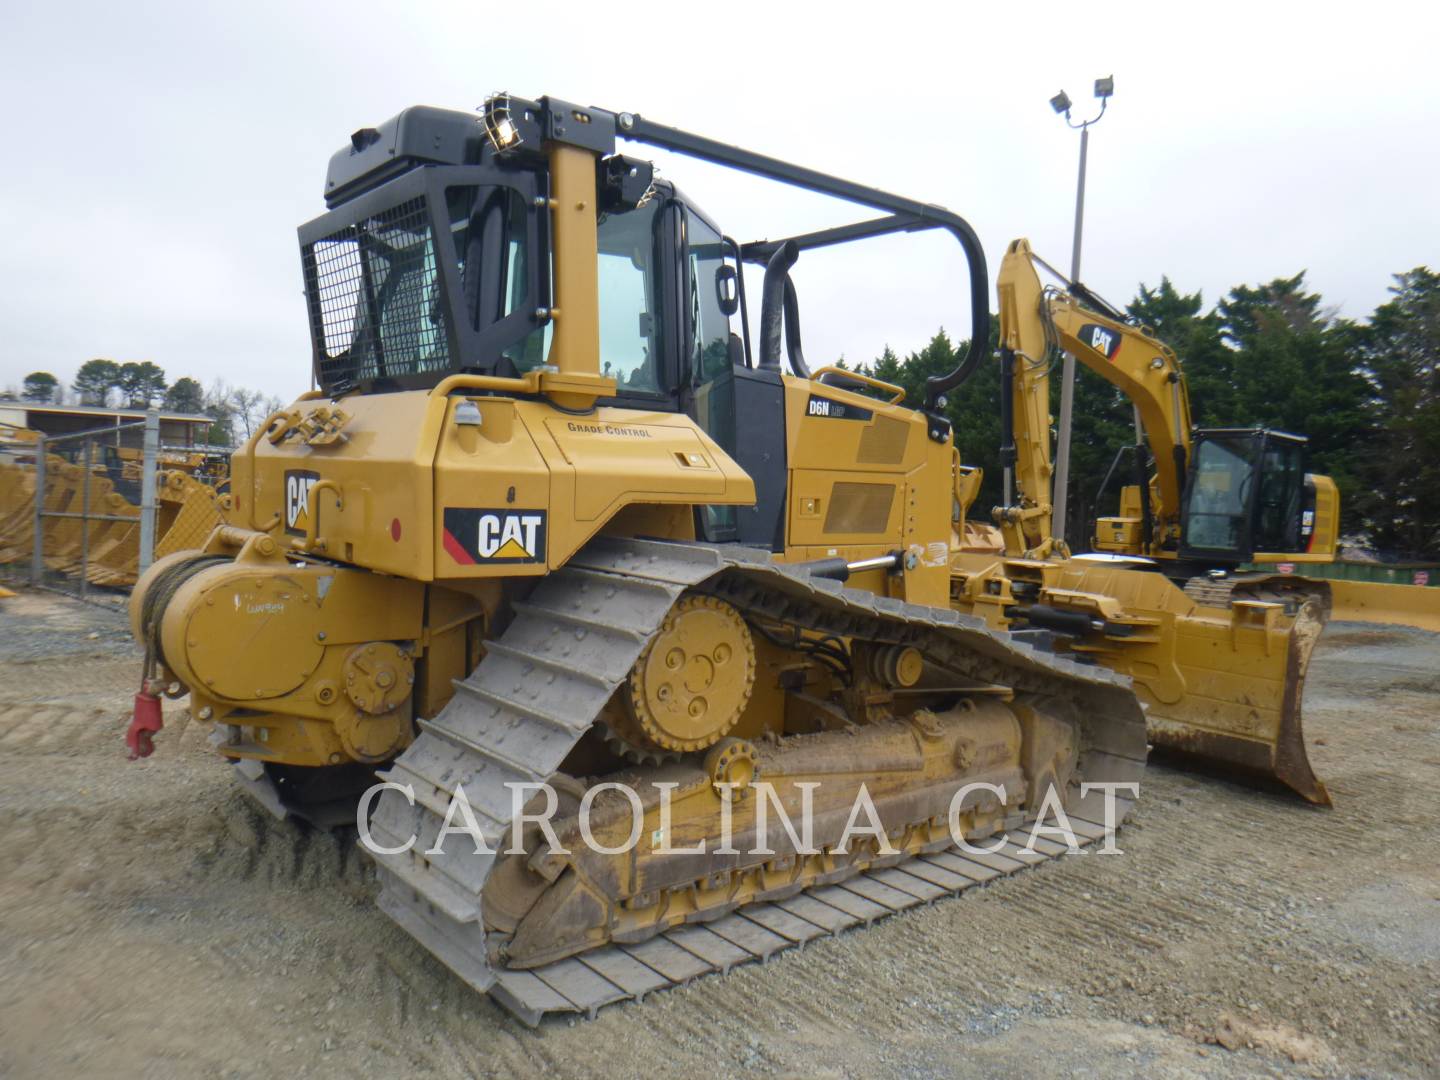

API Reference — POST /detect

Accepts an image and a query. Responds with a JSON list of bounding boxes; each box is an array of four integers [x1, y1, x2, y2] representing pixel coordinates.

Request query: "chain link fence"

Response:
[[0, 414, 160, 603]]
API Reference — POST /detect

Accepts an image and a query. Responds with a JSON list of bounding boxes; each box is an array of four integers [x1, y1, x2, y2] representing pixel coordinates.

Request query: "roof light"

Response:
[[481, 93, 521, 152]]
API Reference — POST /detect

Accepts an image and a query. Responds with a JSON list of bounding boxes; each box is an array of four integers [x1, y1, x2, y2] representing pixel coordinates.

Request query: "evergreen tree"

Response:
[[117, 361, 168, 408], [1351, 267, 1440, 557], [21, 372, 59, 403], [1215, 273, 1373, 523], [72, 359, 121, 406], [1127, 278, 1233, 424], [163, 377, 206, 413]]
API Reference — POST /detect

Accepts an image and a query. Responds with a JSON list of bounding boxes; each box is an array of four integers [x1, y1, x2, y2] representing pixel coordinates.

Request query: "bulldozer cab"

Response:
[[297, 100, 989, 565], [299, 108, 767, 540], [575, 178, 788, 549], [302, 105, 747, 406], [1178, 428, 1315, 563]]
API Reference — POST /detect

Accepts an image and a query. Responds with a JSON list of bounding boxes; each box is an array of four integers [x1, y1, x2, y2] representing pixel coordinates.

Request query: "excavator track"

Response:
[[1182, 574, 1328, 615], [1186, 572, 1440, 635], [368, 538, 1146, 1025]]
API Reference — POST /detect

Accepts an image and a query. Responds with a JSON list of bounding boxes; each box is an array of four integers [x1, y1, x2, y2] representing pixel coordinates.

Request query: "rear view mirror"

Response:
[[715, 264, 739, 317]]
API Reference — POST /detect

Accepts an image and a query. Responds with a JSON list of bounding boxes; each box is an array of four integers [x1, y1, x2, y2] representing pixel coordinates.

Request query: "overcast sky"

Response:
[[3, 1, 1437, 402]]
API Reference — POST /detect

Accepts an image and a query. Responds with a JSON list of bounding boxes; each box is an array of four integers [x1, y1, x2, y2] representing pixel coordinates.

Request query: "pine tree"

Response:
[[72, 359, 122, 406], [21, 372, 59, 403], [1352, 267, 1440, 557]]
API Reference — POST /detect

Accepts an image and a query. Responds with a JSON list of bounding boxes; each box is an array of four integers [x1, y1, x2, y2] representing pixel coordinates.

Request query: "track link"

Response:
[[368, 538, 1146, 1025], [1182, 573, 1330, 616]]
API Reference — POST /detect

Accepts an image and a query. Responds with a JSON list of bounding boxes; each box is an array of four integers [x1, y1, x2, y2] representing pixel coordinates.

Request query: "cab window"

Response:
[[685, 207, 739, 540], [1254, 440, 1305, 552], [685, 212, 732, 382], [597, 199, 663, 395]]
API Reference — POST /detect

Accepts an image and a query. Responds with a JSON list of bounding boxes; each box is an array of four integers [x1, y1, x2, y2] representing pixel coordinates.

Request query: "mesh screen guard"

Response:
[[297, 164, 549, 395]]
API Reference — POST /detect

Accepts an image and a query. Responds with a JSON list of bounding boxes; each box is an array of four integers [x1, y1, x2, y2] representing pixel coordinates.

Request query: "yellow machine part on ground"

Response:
[[0, 458, 225, 586], [949, 551, 1329, 804]]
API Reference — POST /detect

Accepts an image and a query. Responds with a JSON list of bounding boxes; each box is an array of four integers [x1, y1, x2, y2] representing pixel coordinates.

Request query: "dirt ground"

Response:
[[0, 588, 1436, 1080]]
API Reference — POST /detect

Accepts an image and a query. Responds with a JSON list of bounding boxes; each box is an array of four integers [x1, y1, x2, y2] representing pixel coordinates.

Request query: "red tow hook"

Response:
[[128, 681, 165, 760]]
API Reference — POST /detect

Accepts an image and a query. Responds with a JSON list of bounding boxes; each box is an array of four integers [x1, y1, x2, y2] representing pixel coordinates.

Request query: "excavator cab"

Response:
[[1178, 428, 1323, 564]]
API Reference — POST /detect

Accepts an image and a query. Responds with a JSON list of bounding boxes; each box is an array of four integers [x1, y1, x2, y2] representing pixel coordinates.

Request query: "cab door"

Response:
[[1179, 431, 1261, 562], [679, 204, 787, 547]]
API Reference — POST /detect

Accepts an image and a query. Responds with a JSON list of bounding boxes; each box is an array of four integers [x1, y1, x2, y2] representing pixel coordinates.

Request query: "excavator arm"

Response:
[[995, 238, 1193, 557]]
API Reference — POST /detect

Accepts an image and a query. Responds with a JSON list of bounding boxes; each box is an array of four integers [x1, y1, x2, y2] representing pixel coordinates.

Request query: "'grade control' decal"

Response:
[[805, 394, 873, 422], [443, 508, 547, 565], [283, 469, 320, 536]]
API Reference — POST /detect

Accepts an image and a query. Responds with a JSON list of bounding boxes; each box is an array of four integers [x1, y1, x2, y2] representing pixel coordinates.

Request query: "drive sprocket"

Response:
[[605, 594, 756, 761]]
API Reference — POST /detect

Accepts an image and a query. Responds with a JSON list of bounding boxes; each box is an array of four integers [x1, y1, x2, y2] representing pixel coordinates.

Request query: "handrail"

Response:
[[431, 370, 543, 398], [613, 111, 989, 413], [297, 479, 343, 553], [810, 366, 906, 405]]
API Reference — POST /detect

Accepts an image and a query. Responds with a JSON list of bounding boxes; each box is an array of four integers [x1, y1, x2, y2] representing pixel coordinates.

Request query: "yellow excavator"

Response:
[[984, 238, 1440, 630], [130, 96, 1325, 1023]]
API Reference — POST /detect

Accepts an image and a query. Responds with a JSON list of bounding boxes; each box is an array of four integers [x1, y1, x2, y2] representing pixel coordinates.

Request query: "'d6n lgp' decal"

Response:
[[442, 508, 547, 565]]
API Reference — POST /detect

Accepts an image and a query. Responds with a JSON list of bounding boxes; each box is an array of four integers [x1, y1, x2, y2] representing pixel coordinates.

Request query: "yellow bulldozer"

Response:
[[131, 95, 1338, 1023]]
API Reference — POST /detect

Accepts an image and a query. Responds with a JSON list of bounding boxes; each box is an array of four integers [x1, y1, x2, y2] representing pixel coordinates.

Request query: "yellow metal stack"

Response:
[[0, 448, 227, 589]]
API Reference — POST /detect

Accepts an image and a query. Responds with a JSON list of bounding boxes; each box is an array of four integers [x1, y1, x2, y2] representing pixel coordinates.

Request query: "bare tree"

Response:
[[227, 385, 283, 440], [228, 387, 265, 441], [203, 380, 236, 445]]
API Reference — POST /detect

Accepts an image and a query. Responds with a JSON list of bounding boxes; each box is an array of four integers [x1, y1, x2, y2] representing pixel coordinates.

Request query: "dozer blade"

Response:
[[951, 556, 1331, 805], [1141, 597, 1329, 805], [1323, 578, 1440, 634]]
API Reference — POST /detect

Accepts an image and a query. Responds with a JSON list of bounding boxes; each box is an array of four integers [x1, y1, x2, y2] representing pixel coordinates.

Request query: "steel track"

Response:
[[367, 538, 1146, 1025]]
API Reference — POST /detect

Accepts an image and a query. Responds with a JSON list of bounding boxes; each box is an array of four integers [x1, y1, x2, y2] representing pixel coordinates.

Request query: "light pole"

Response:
[[1048, 75, 1113, 547]]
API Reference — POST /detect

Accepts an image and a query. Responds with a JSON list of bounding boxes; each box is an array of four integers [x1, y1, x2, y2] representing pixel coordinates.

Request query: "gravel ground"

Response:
[[0, 588, 132, 662], [0, 589, 1436, 1079]]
